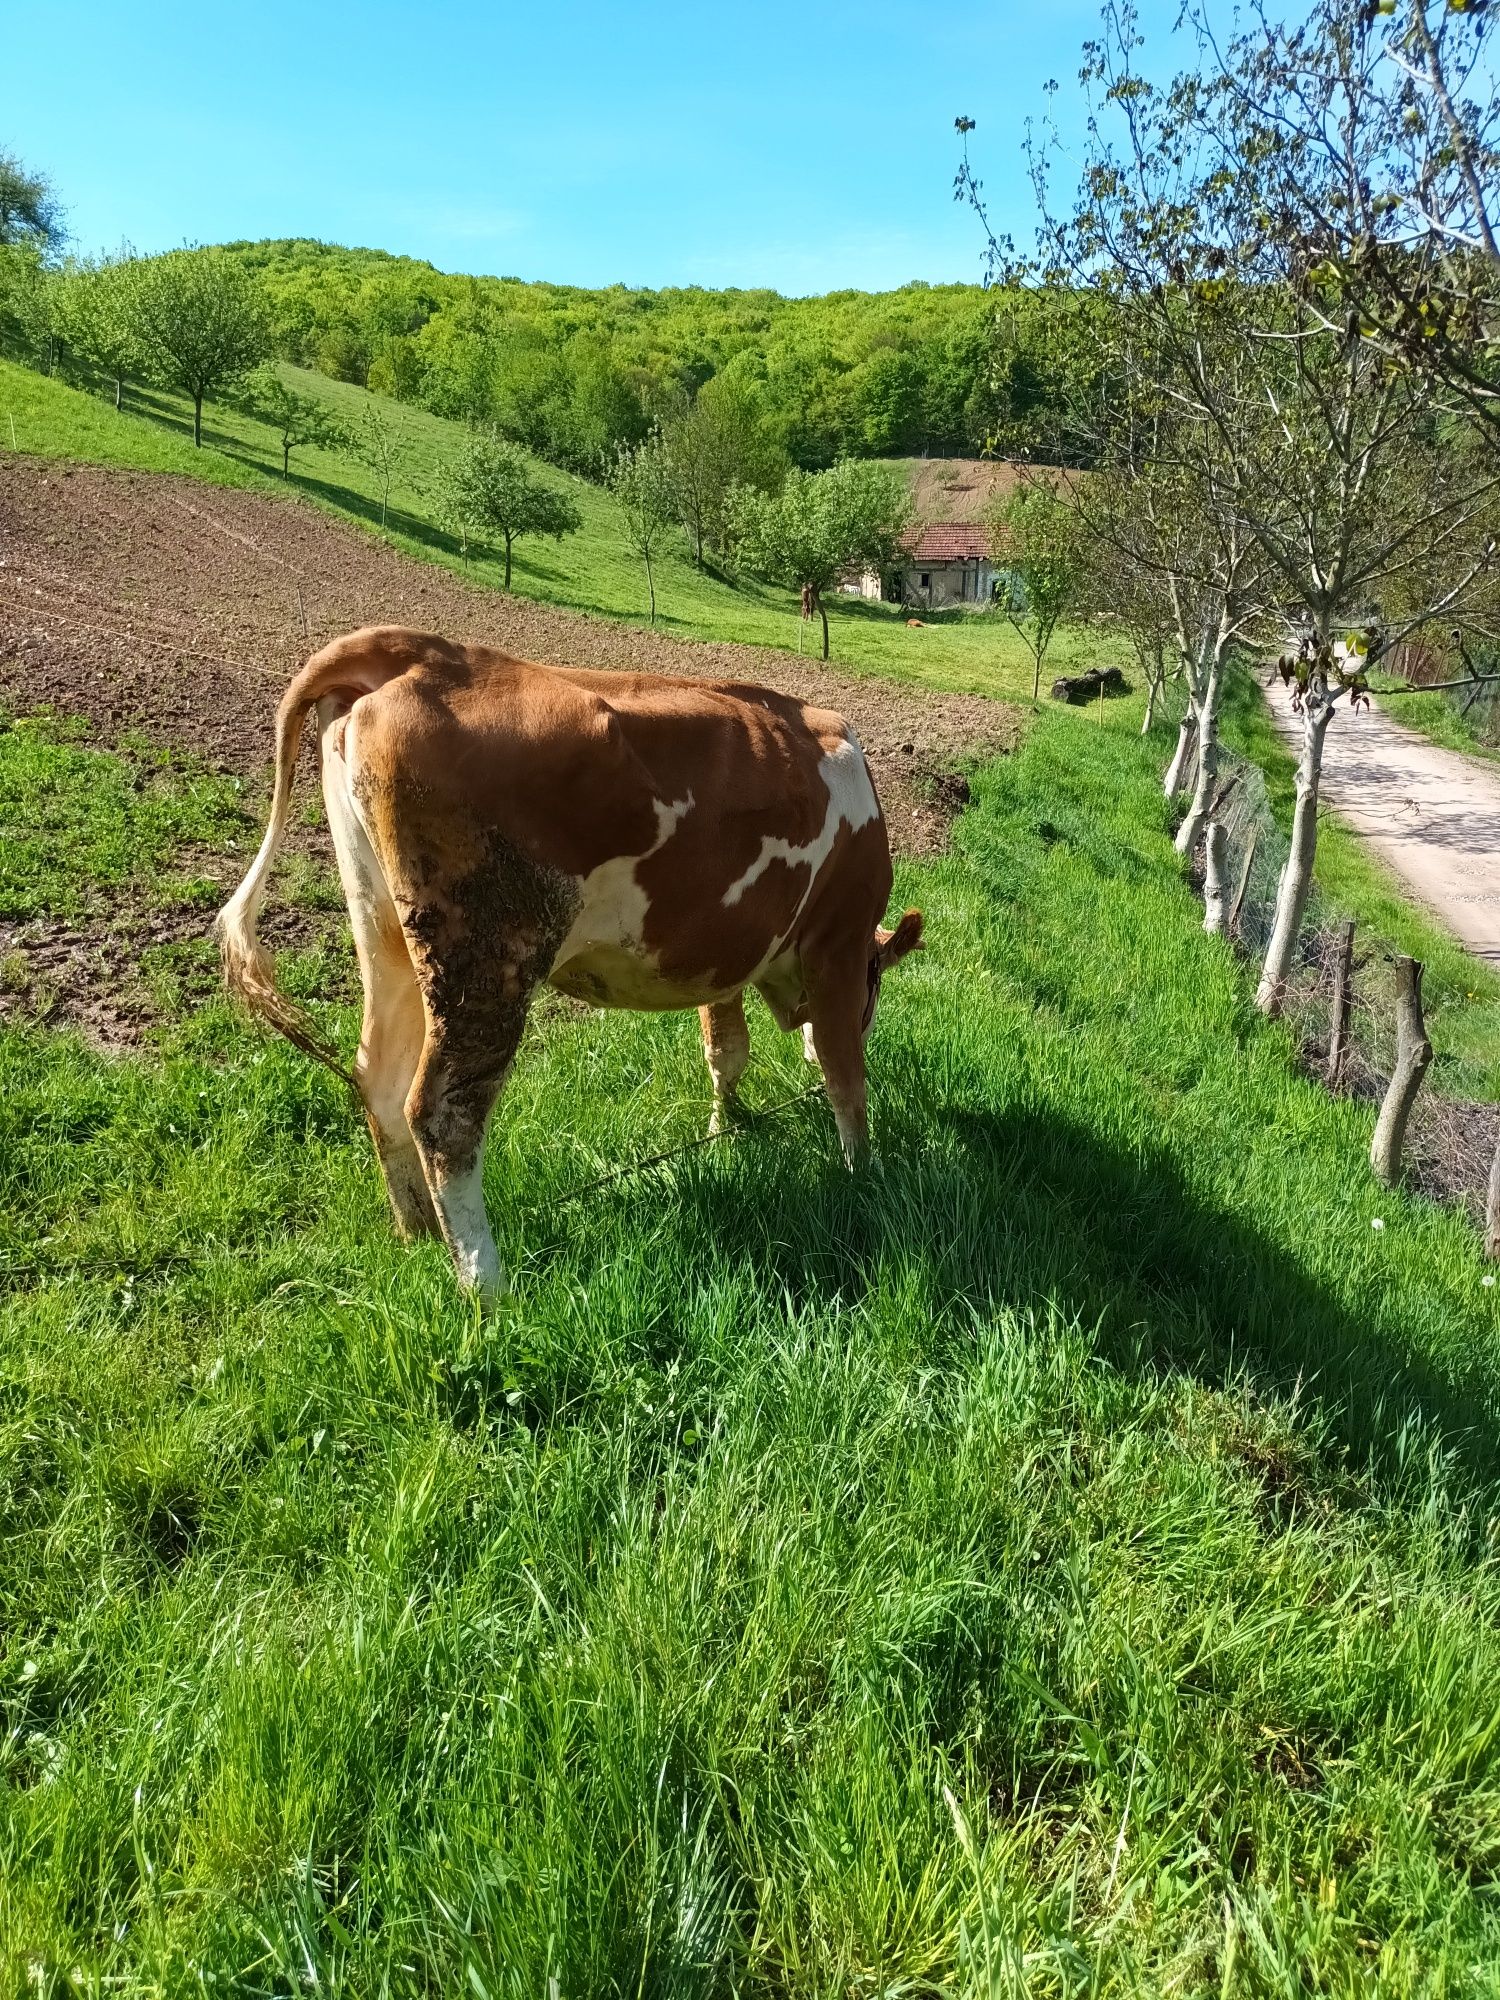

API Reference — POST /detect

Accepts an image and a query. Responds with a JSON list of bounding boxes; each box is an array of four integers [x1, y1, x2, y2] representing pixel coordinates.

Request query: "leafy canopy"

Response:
[[733, 459, 913, 598], [440, 430, 582, 581]]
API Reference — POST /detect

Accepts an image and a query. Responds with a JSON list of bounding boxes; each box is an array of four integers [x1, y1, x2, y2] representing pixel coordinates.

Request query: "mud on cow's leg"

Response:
[[700, 995, 751, 1136], [405, 999, 529, 1303], [806, 962, 871, 1168]]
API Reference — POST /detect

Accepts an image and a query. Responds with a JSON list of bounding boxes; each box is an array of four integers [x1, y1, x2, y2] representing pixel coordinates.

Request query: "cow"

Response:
[[216, 626, 923, 1300]]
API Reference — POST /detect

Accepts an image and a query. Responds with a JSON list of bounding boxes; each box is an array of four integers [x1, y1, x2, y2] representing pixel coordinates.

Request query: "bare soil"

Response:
[[0, 459, 1016, 1043]]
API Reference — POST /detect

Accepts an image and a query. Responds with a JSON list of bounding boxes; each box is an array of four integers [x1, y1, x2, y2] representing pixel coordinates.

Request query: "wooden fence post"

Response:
[[1370, 956, 1432, 1188], [1203, 822, 1229, 934], [1228, 828, 1259, 937], [1326, 920, 1356, 1090]]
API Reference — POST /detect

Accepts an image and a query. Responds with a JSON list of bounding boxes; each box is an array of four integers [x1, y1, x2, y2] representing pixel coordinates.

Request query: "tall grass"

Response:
[[3, 709, 1498, 1993]]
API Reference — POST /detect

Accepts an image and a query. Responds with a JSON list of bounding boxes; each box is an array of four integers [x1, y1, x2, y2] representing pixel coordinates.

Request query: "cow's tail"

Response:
[[215, 629, 414, 1083]]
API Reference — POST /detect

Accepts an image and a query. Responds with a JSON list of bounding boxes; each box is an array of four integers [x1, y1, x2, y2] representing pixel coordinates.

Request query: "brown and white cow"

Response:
[[217, 626, 923, 1299]]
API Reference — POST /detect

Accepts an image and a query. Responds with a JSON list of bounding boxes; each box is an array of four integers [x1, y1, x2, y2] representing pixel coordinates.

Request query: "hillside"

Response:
[[0, 358, 1114, 698], [223, 239, 1002, 466]]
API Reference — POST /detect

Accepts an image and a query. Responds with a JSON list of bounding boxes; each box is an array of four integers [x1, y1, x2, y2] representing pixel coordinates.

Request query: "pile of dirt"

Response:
[[0, 459, 1016, 1043]]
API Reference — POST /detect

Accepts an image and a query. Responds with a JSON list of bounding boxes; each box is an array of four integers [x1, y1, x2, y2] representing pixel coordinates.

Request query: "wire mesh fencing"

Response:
[[1199, 747, 1500, 1226]]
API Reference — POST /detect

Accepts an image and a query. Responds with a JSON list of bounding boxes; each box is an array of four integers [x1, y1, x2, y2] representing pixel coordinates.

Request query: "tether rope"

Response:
[[0, 1082, 825, 1290]]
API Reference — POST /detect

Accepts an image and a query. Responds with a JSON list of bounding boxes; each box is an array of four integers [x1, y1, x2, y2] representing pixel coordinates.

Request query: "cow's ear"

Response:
[[876, 908, 924, 971]]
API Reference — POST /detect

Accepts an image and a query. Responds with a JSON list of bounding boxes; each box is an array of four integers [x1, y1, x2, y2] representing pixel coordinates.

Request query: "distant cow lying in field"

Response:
[[217, 627, 923, 1300]]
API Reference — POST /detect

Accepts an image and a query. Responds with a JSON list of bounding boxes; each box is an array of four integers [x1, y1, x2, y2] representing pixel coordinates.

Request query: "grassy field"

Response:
[[3, 694, 1500, 1993], [0, 359, 1113, 701], [1366, 667, 1500, 765]]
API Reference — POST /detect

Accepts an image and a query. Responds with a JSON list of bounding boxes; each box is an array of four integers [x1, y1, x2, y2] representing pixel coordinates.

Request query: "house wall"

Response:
[[899, 558, 995, 609]]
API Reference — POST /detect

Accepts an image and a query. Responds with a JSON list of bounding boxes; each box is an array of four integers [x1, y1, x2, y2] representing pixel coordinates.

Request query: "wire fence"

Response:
[[1199, 745, 1499, 1226]]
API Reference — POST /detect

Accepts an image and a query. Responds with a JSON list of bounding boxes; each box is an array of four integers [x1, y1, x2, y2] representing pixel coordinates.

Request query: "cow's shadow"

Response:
[[520, 1087, 1500, 1500]]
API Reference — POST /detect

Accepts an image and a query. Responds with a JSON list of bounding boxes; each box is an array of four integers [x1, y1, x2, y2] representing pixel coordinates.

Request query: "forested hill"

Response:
[[219, 238, 1086, 475]]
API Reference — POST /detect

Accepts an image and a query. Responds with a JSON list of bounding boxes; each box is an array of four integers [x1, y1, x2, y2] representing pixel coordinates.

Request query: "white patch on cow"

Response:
[[722, 733, 878, 910], [549, 791, 695, 997]]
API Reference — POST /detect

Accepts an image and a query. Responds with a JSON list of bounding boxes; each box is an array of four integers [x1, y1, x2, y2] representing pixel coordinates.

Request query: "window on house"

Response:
[[920, 572, 930, 589]]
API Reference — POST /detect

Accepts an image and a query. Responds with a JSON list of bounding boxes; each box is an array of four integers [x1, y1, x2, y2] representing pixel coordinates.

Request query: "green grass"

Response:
[[0, 712, 252, 921], [0, 357, 1115, 700], [1366, 667, 1500, 765], [3, 707, 1500, 1993]]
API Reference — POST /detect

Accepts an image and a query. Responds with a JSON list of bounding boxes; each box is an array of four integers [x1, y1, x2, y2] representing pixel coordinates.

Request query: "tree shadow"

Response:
[[528, 1086, 1500, 1499]]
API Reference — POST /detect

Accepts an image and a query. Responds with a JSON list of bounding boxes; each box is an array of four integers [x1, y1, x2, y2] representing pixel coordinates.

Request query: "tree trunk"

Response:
[[1256, 694, 1334, 1016], [114, 374, 123, 412], [1203, 822, 1229, 934], [1141, 672, 1159, 735], [1032, 647, 1043, 706], [1486, 1117, 1500, 1262], [504, 534, 513, 591], [1174, 657, 1223, 856], [646, 550, 656, 626], [818, 595, 829, 661], [282, 441, 290, 478], [1370, 957, 1432, 1188], [1326, 920, 1356, 1090], [193, 392, 203, 448], [1163, 712, 1194, 796]]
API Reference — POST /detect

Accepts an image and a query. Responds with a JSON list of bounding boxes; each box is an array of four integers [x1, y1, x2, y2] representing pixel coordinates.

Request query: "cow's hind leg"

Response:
[[700, 995, 750, 1136], [404, 995, 532, 1303], [321, 705, 437, 1239], [805, 958, 871, 1168]]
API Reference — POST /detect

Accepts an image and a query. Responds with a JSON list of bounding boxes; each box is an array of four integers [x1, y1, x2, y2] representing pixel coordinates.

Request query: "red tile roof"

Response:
[[904, 522, 991, 562]]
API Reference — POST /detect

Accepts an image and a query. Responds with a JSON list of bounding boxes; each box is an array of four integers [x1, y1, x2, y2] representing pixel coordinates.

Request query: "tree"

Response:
[[438, 430, 582, 587], [55, 255, 141, 409], [661, 371, 787, 566], [734, 459, 913, 661], [1209, 0, 1500, 452], [1013, 4, 1499, 1013], [239, 364, 341, 478], [0, 243, 57, 371], [0, 149, 63, 250], [351, 405, 405, 529], [609, 433, 677, 625], [130, 247, 269, 446], [988, 480, 1085, 705]]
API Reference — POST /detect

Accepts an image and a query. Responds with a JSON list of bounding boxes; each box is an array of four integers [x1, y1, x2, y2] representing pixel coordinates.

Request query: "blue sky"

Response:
[[8, 0, 1184, 294]]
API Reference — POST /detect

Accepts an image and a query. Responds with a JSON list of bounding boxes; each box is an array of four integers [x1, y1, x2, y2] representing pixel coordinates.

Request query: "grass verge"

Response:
[[2, 709, 1498, 1992]]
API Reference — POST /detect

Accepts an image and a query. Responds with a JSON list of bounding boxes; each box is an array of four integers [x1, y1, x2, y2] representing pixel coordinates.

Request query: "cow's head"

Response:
[[862, 908, 924, 1035]]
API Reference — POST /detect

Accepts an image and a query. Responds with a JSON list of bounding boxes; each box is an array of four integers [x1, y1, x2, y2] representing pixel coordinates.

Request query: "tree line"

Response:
[[0, 165, 1108, 482]]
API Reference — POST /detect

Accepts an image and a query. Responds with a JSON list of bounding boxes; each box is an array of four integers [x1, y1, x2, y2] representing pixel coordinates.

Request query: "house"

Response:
[[838, 457, 1023, 608], [894, 522, 996, 608]]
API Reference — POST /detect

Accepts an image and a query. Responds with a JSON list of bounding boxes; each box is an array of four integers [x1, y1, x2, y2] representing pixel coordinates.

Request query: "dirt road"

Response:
[[1266, 687, 1500, 967]]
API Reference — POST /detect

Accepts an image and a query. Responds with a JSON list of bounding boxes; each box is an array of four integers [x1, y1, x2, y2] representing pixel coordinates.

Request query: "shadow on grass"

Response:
[[517, 1085, 1499, 1499]]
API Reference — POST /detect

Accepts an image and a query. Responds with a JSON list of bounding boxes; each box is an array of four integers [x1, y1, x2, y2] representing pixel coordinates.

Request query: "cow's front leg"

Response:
[[700, 994, 750, 1136], [805, 962, 871, 1168]]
